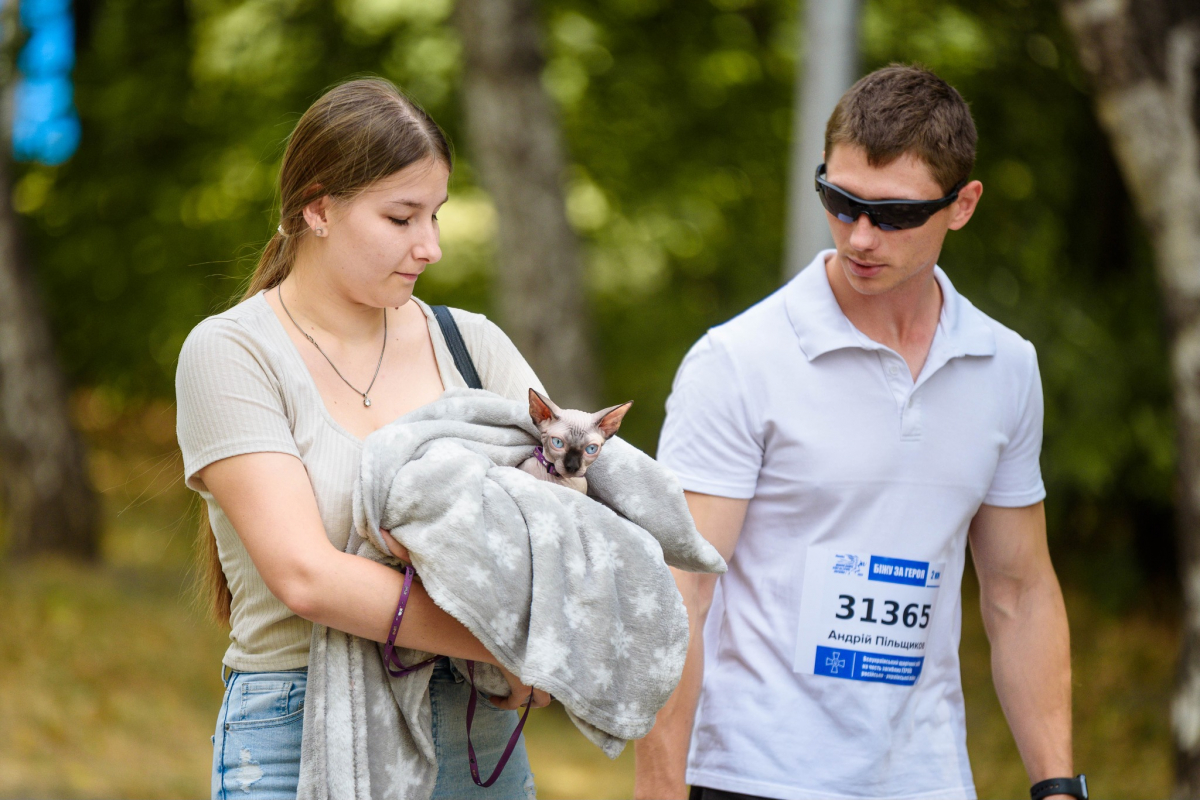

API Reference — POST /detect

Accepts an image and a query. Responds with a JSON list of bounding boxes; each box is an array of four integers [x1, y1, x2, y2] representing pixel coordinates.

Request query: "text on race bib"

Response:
[[794, 549, 944, 686]]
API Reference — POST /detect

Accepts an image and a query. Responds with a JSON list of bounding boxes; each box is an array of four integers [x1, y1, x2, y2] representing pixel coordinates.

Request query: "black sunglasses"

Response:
[[814, 164, 965, 231]]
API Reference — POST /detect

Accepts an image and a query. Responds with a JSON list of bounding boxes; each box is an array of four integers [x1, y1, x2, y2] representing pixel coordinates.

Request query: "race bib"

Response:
[[793, 547, 944, 686]]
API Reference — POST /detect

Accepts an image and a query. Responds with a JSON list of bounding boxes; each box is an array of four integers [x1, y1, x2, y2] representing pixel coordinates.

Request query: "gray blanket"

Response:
[[297, 389, 726, 800]]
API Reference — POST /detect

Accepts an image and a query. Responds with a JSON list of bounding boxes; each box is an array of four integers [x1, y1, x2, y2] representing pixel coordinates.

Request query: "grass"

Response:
[[0, 394, 1179, 798]]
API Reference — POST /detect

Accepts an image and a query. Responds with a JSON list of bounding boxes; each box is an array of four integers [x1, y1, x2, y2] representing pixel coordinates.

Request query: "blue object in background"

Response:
[[19, 0, 71, 27], [13, 79, 79, 164], [18, 18, 74, 76], [12, 0, 80, 165]]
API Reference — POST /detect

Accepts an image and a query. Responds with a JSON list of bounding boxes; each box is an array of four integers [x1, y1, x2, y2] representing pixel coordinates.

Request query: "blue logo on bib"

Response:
[[832, 553, 866, 577], [814, 645, 924, 685], [868, 556, 940, 587]]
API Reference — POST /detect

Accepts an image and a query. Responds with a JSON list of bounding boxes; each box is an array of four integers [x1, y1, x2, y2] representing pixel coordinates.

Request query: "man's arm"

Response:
[[968, 501, 1074, 789], [635, 491, 748, 800]]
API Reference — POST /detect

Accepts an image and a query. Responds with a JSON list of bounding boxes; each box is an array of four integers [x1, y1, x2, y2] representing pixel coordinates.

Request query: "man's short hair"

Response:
[[824, 64, 977, 193]]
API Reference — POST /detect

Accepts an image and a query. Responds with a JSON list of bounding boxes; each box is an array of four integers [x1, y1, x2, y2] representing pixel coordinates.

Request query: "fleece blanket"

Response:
[[297, 389, 726, 800]]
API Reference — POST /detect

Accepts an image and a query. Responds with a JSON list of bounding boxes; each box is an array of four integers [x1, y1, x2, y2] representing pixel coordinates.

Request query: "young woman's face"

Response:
[[307, 157, 450, 308]]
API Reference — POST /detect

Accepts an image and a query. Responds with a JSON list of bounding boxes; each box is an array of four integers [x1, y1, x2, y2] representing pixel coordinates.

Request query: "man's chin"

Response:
[[840, 262, 896, 296]]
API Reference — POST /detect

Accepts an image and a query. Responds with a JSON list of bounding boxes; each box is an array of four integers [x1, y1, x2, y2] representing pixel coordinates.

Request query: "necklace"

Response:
[[278, 286, 387, 407]]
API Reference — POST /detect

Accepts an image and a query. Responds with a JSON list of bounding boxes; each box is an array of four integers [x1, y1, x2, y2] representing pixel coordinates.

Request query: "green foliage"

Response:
[[20, 0, 476, 396], [17, 0, 1175, 594]]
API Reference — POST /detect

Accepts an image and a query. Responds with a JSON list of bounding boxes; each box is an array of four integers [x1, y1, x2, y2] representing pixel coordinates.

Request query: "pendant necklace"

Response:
[[278, 286, 386, 407]]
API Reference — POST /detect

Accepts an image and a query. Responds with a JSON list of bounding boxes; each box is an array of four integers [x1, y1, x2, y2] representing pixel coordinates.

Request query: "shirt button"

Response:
[[888, 365, 898, 375]]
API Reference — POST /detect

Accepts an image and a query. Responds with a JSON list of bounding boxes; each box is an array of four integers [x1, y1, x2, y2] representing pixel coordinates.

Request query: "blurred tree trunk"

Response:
[[783, 0, 860, 281], [454, 0, 597, 409], [1057, 1, 1200, 794], [0, 2, 100, 560]]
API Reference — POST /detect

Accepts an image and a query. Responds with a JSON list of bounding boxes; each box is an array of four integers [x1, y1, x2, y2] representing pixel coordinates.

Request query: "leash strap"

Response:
[[382, 550, 533, 786], [464, 660, 533, 787], [431, 305, 484, 390], [400, 315, 530, 783], [383, 563, 440, 678]]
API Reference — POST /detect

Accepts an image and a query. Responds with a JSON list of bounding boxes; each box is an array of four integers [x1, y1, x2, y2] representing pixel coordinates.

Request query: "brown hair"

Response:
[[824, 64, 976, 193], [198, 77, 452, 625]]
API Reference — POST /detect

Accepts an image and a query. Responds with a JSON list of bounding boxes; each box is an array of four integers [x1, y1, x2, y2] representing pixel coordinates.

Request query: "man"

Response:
[[635, 66, 1082, 800]]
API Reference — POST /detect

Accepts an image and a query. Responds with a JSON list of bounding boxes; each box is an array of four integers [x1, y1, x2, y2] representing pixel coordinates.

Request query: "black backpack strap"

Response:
[[431, 305, 483, 390]]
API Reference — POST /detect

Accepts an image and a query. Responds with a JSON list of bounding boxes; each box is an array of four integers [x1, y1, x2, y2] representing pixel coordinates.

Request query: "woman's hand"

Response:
[[381, 529, 411, 562], [493, 664, 552, 711]]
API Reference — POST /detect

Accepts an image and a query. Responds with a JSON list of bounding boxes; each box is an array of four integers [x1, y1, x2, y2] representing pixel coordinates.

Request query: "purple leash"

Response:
[[464, 660, 534, 788], [383, 563, 441, 678], [383, 551, 534, 786]]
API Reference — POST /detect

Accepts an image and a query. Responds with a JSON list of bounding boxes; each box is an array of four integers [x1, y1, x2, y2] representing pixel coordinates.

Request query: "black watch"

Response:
[[1030, 774, 1087, 800]]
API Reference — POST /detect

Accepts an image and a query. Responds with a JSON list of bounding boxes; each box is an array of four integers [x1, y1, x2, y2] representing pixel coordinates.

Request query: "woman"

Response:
[[176, 78, 550, 800]]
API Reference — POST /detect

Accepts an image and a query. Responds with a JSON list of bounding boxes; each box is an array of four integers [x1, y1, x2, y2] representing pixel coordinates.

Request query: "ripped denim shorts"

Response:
[[211, 668, 307, 800], [210, 660, 536, 799]]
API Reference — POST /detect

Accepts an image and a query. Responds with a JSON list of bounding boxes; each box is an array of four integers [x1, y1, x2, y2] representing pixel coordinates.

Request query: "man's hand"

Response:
[[969, 502, 1074, 787]]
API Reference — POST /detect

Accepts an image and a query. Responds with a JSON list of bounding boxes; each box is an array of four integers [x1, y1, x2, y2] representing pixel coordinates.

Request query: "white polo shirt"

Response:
[[658, 251, 1045, 800]]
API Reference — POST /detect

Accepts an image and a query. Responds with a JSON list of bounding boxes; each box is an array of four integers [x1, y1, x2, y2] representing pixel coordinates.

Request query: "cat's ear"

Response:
[[594, 401, 633, 439], [529, 388, 559, 426]]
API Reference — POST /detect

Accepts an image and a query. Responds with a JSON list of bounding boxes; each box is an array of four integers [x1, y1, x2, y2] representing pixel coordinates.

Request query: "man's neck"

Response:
[[824, 253, 943, 377]]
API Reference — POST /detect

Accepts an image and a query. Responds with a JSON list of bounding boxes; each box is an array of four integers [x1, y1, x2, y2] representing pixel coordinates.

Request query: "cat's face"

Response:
[[528, 389, 632, 478]]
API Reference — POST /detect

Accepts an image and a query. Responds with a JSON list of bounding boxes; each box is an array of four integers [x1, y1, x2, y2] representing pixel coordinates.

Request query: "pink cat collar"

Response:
[[533, 446, 557, 475]]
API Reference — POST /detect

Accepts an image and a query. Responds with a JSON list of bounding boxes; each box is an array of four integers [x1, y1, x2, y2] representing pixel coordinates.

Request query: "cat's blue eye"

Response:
[[585, 444, 599, 455], [551, 438, 564, 449]]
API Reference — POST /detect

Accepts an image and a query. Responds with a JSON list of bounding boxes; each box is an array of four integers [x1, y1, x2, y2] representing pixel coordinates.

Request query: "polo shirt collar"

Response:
[[785, 249, 996, 361]]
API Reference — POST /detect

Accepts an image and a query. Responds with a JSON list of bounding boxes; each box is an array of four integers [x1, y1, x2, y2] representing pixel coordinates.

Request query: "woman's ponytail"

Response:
[[244, 229, 295, 300], [197, 509, 231, 625]]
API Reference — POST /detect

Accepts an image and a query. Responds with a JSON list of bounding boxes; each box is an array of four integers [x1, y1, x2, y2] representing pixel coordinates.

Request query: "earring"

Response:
[[314, 227, 326, 237]]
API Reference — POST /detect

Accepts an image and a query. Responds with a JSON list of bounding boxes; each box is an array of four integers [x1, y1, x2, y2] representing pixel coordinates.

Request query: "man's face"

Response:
[[823, 144, 981, 297]]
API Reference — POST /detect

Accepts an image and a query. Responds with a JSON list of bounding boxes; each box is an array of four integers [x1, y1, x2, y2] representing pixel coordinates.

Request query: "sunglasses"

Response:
[[814, 164, 965, 231]]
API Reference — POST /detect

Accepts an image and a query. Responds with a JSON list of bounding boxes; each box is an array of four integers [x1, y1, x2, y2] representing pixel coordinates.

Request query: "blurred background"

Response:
[[0, 0, 1186, 797]]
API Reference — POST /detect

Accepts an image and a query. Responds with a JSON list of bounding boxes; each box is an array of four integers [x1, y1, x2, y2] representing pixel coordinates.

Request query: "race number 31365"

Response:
[[834, 595, 930, 628], [793, 548, 944, 686]]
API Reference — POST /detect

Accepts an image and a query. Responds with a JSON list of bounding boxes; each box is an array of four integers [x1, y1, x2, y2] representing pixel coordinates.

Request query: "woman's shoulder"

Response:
[[446, 306, 511, 349], [412, 298, 512, 353], [413, 298, 544, 397], [178, 292, 279, 371]]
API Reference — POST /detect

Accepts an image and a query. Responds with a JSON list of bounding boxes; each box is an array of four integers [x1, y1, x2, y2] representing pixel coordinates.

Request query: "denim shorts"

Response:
[[210, 659, 536, 799], [428, 659, 537, 799], [211, 668, 307, 800]]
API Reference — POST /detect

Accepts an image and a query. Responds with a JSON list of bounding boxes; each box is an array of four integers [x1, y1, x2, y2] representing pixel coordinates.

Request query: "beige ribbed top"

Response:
[[176, 292, 544, 672]]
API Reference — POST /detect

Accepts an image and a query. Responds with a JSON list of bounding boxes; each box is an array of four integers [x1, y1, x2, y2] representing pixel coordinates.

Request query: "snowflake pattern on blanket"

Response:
[[297, 389, 726, 800]]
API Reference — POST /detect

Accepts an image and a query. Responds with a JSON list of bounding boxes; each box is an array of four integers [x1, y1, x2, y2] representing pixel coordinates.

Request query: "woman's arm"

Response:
[[199, 450, 548, 708]]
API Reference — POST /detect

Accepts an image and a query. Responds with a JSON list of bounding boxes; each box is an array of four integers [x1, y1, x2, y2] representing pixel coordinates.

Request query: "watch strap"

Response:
[[1030, 775, 1087, 800]]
